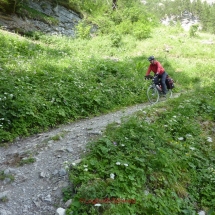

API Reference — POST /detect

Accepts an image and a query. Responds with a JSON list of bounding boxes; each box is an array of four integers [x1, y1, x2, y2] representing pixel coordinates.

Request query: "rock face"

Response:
[[0, 0, 81, 36], [161, 10, 200, 31]]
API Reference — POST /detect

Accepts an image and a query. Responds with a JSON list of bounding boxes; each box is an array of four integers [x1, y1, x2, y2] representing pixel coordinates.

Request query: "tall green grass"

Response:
[[1, 25, 215, 143]]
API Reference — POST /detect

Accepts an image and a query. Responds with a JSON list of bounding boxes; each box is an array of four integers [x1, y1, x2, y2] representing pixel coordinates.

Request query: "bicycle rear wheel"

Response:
[[147, 86, 159, 104]]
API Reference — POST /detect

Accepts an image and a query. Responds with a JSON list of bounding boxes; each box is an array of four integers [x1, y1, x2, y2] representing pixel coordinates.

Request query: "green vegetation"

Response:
[[1, 23, 215, 143], [17, 5, 59, 25], [0, 170, 15, 182], [145, 0, 215, 34], [0, 195, 9, 203], [0, 0, 215, 213], [19, 156, 36, 166], [66, 89, 215, 214]]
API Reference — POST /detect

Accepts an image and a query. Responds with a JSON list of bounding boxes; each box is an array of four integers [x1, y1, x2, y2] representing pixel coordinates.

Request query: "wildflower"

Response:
[[173, 116, 177, 118], [189, 147, 195, 151], [72, 163, 76, 166], [186, 134, 192, 138], [164, 125, 168, 127], [207, 137, 213, 142], [110, 173, 115, 179], [84, 168, 88, 171], [116, 162, 121, 165], [121, 144, 125, 147], [83, 165, 88, 168], [124, 163, 128, 167], [113, 142, 117, 146], [144, 190, 149, 196], [178, 137, 184, 141], [94, 203, 101, 207]]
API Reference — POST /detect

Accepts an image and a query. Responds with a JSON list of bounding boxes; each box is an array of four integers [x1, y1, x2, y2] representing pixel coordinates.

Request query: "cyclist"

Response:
[[145, 56, 168, 96]]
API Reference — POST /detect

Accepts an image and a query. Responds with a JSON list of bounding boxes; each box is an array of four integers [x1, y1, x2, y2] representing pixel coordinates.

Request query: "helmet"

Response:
[[148, 56, 155, 61]]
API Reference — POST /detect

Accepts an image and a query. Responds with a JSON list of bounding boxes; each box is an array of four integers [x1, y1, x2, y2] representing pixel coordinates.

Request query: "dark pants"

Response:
[[154, 72, 168, 94]]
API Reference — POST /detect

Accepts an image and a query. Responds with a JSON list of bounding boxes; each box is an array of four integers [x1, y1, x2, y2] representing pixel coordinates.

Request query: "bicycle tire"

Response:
[[166, 89, 173, 99], [147, 86, 159, 104]]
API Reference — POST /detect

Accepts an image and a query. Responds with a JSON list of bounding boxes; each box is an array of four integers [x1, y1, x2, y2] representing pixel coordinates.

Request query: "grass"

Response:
[[1, 25, 215, 144], [0, 171, 14, 182], [1, 23, 215, 214], [66, 88, 215, 215]]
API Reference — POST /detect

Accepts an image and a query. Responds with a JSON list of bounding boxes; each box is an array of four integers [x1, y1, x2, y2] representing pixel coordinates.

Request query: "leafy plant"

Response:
[[75, 21, 91, 39]]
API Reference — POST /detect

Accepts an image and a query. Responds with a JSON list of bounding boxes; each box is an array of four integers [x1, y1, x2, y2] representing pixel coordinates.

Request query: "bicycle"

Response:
[[145, 75, 173, 104]]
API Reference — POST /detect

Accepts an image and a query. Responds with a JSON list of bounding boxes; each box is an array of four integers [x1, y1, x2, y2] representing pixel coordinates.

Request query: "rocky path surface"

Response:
[[0, 102, 151, 215]]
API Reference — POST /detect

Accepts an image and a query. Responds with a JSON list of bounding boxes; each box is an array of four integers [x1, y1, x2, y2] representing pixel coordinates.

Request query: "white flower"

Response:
[[186, 134, 192, 137], [110, 173, 115, 179], [207, 137, 213, 142], [189, 147, 195, 151], [116, 162, 121, 165], [84, 168, 88, 171], [173, 116, 177, 118], [164, 125, 168, 127], [72, 163, 76, 166], [124, 163, 128, 167], [144, 190, 149, 196], [94, 203, 101, 207], [83, 165, 88, 168], [121, 144, 125, 147], [198, 211, 206, 215], [178, 137, 184, 141]]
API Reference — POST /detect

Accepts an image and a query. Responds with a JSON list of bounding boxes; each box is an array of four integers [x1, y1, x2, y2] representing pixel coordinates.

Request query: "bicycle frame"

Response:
[[145, 75, 172, 104]]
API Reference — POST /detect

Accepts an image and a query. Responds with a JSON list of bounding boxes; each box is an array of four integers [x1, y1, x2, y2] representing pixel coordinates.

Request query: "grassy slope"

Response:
[[1, 24, 215, 143], [62, 27, 215, 214], [1, 18, 215, 214]]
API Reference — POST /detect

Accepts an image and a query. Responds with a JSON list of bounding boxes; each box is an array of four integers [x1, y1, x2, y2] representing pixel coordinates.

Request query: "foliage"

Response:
[[1, 22, 215, 143], [145, 0, 215, 34], [0, 1, 215, 214], [17, 4, 58, 25], [189, 24, 199, 37], [0, 171, 15, 182], [66, 87, 215, 214], [75, 21, 91, 39]]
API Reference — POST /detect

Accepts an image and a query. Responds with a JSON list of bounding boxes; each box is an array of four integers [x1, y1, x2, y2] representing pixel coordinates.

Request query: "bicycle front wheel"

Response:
[[166, 89, 173, 99], [147, 86, 159, 104]]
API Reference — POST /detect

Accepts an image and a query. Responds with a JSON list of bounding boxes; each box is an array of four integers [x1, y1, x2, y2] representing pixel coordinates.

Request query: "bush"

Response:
[[75, 21, 91, 39], [133, 21, 151, 40]]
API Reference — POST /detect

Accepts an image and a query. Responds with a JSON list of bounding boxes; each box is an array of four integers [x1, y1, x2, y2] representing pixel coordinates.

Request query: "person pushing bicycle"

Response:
[[145, 56, 168, 96]]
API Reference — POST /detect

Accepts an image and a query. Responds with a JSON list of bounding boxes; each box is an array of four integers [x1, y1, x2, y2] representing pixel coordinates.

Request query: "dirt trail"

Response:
[[0, 102, 151, 215]]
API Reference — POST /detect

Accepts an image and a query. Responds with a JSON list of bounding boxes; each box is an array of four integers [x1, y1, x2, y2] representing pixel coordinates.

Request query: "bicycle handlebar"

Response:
[[145, 75, 154, 80]]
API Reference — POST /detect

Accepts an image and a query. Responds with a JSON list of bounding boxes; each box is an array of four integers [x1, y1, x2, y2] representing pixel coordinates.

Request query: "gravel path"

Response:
[[0, 102, 151, 215]]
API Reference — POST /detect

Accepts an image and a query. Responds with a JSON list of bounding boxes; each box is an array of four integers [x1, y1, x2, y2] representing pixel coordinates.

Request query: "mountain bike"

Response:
[[145, 75, 173, 104]]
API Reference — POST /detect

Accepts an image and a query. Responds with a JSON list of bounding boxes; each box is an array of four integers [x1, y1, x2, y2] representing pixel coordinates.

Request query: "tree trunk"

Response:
[[112, 0, 117, 10]]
